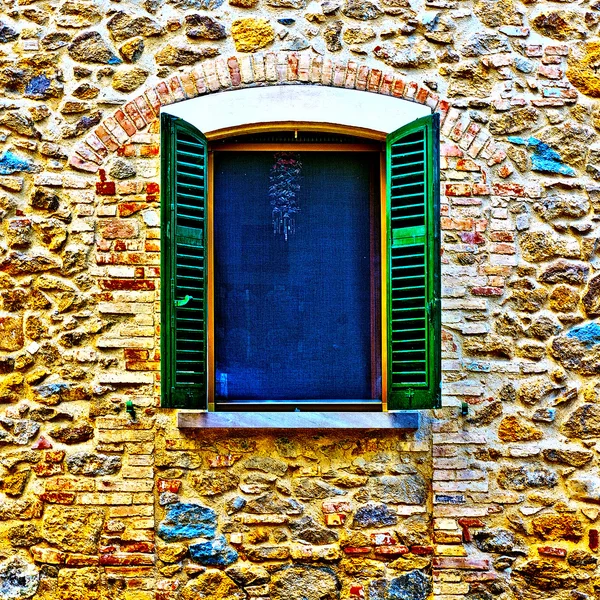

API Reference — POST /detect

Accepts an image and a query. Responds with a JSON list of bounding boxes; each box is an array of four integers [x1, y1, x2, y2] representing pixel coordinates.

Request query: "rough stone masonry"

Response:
[[0, 0, 600, 598]]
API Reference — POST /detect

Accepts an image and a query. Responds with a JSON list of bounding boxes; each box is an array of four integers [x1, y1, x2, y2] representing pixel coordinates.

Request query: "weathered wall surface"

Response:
[[0, 0, 600, 598]]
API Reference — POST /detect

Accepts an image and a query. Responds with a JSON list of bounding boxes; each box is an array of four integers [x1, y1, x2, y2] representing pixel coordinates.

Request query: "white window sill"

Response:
[[177, 411, 420, 429]]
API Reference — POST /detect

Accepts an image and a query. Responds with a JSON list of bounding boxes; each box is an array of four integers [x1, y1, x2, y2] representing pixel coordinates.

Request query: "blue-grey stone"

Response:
[[388, 570, 431, 600], [461, 31, 511, 56], [464, 360, 491, 372], [514, 57, 534, 73], [278, 18, 295, 24], [25, 76, 51, 98], [0, 556, 39, 600], [368, 579, 387, 600], [567, 322, 600, 348], [434, 494, 466, 504], [0, 152, 38, 176], [352, 503, 398, 528], [226, 496, 246, 514], [0, 23, 18, 44], [189, 534, 238, 566], [507, 136, 575, 177], [34, 383, 70, 399], [368, 474, 427, 505], [157, 502, 217, 541], [281, 35, 310, 51]]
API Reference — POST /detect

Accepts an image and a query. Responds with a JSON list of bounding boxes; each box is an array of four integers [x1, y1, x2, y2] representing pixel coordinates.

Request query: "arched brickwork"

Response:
[[67, 52, 505, 175]]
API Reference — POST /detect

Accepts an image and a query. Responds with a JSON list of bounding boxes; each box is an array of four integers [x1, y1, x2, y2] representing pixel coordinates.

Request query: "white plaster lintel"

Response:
[[161, 85, 431, 139]]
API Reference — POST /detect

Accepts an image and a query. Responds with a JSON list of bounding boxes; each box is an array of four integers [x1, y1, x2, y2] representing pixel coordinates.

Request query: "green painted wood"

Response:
[[161, 113, 208, 409], [386, 114, 441, 410]]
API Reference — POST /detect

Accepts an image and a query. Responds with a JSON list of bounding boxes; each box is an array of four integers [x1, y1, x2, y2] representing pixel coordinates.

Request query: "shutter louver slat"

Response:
[[161, 114, 208, 409], [386, 114, 440, 410]]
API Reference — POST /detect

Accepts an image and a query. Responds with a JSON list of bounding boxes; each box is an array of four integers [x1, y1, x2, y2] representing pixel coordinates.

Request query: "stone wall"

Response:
[[0, 0, 600, 598]]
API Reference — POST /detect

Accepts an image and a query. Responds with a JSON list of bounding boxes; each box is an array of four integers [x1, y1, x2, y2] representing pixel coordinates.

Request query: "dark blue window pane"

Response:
[[214, 152, 379, 401]]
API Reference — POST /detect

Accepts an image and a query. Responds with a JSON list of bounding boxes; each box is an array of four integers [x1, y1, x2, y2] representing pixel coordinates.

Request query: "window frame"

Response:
[[206, 139, 386, 412], [160, 116, 441, 414]]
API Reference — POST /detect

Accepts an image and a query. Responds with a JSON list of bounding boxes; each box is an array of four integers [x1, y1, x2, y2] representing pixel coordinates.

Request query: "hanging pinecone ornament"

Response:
[[268, 152, 302, 241]]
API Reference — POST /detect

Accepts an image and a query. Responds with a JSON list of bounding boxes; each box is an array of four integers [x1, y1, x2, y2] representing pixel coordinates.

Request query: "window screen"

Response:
[[213, 152, 380, 403]]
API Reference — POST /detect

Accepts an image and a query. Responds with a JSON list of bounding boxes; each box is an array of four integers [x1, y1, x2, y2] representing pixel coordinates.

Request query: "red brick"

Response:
[[94, 126, 118, 151], [139, 144, 159, 157], [491, 243, 515, 254], [117, 144, 136, 158], [114, 110, 137, 137], [118, 203, 149, 217], [367, 69, 382, 92], [391, 78, 405, 98], [134, 96, 155, 122], [458, 232, 485, 245], [227, 57, 241, 86], [411, 545, 434, 555], [65, 554, 99, 566], [433, 557, 491, 570], [102, 219, 138, 239], [155, 82, 173, 105], [458, 518, 485, 527], [168, 77, 186, 101], [490, 232, 514, 242], [322, 501, 352, 513], [99, 553, 154, 566], [589, 529, 598, 551], [441, 217, 474, 231], [380, 73, 394, 95], [441, 143, 464, 157], [69, 154, 99, 173], [124, 102, 146, 130], [100, 279, 155, 291], [40, 492, 75, 504], [456, 159, 480, 172], [538, 65, 563, 79], [472, 184, 491, 196], [445, 184, 472, 197], [538, 546, 567, 558], [492, 183, 525, 197], [157, 479, 181, 493], [96, 181, 116, 196], [374, 545, 409, 556], [344, 547, 371, 555], [33, 462, 64, 477], [349, 585, 365, 599], [124, 349, 149, 360], [415, 86, 429, 104], [145, 241, 160, 252], [471, 287, 503, 296]]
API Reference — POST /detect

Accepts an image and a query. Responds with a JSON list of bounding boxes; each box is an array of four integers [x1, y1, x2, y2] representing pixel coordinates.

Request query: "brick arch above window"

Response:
[[67, 52, 502, 174]]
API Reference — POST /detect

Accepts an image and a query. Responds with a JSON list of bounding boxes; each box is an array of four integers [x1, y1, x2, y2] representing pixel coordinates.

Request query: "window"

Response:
[[160, 113, 440, 412]]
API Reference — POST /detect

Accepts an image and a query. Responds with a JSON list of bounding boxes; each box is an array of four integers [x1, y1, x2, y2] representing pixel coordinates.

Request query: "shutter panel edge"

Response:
[[160, 113, 208, 409], [386, 113, 441, 410]]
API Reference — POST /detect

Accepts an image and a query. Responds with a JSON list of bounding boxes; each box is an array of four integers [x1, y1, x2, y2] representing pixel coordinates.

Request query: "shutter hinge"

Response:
[[426, 300, 435, 323], [171, 277, 176, 328]]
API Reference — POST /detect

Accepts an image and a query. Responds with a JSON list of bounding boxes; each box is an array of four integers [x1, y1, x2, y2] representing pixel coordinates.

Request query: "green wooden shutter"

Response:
[[161, 114, 208, 409], [386, 114, 440, 410]]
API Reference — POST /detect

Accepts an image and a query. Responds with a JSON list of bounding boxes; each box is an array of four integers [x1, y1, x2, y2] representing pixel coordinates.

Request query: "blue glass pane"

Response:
[[214, 152, 379, 401]]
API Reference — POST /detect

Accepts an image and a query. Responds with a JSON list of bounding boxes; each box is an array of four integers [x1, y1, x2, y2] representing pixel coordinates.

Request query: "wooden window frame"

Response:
[[161, 118, 440, 420], [206, 140, 387, 413]]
